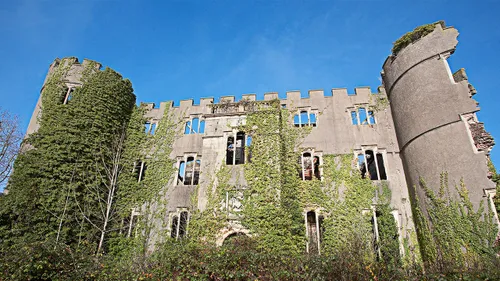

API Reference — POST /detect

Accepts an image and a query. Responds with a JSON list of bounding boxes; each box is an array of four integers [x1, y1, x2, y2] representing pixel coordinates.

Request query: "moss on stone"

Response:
[[392, 21, 445, 56]]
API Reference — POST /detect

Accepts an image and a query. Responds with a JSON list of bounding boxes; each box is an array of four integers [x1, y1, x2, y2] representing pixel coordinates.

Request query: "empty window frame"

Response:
[[351, 107, 376, 125], [226, 132, 245, 165], [170, 211, 189, 239], [133, 161, 147, 182], [144, 122, 157, 135], [63, 87, 75, 104], [299, 152, 321, 181], [294, 110, 317, 127], [177, 156, 201, 185], [358, 150, 387, 180], [184, 117, 206, 134], [305, 210, 324, 255]]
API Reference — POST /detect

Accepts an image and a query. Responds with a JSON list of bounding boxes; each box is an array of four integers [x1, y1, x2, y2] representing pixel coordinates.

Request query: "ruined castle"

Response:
[[24, 22, 498, 258]]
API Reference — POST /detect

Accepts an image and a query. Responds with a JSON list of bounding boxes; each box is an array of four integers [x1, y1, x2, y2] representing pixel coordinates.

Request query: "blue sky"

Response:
[[1, 0, 499, 167]]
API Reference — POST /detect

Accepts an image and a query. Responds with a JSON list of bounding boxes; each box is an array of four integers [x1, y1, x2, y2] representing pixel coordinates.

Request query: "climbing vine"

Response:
[[412, 173, 498, 271]]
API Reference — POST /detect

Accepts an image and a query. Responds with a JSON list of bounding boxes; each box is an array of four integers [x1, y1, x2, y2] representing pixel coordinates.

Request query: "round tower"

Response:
[[382, 22, 495, 209]]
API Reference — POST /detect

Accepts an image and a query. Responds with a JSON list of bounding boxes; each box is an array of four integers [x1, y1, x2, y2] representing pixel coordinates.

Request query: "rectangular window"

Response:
[[358, 150, 387, 180]]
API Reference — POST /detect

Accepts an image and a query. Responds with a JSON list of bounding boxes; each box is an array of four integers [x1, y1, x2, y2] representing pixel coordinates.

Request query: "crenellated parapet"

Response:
[[143, 86, 386, 120]]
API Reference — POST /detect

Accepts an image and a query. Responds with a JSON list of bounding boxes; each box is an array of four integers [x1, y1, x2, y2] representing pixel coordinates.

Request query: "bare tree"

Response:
[[0, 108, 22, 190], [74, 126, 128, 254]]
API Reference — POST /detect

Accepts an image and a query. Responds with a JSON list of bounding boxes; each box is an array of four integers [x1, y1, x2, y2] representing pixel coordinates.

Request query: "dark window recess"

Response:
[[184, 157, 194, 185], [314, 156, 320, 180], [360, 150, 387, 180], [299, 153, 321, 180], [171, 215, 179, 238], [193, 160, 201, 185], [178, 211, 189, 238], [133, 161, 146, 182], [306, 211, 323, 254], [227, 132, 245, 165]]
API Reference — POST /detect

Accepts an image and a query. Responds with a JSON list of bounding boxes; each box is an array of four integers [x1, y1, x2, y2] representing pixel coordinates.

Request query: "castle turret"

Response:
[[382, 22, 495, 209]]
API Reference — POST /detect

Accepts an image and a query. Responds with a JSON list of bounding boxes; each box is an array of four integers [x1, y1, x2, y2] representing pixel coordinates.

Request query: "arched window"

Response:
[[294, 110, 317, 127]]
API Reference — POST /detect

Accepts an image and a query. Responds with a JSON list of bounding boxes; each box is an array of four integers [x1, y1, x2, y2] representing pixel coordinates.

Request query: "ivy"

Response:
[[1, 58, 136, 251], [412, 173, 499, 272]]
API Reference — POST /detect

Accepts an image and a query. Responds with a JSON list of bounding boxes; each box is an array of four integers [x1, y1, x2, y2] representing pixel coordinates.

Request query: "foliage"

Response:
[[412, 173, 499, 272], [392, 21, 445, 56], [0, 58, 136, 251]]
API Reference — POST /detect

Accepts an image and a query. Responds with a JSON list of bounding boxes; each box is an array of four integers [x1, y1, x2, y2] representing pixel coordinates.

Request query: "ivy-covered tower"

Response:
[[382, 22, 496, 210]]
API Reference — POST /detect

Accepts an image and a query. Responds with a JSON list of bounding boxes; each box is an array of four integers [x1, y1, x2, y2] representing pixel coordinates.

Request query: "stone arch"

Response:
[[216, 228, 251, 246]]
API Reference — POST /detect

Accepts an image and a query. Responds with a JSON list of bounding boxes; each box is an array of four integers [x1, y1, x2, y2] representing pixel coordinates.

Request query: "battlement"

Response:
[[165, 86, 385, 113]]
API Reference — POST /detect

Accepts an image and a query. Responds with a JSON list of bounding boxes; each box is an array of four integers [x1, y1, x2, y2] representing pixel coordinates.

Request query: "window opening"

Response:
[[145, 122, 151, 134], [306, 211, 322, 255], [227, 133, 245, 165], [184, 121, 191, 135], [300, 111, 309, 127], [368, 111, 376, 124], [359, 150, 386, 180], [171, 215, 179, 238], [178, 161, 185, 185], [199, 120, 205, 134], [171, 211, 189, 239], [309, 113, 317, 127], [178, 211, 189, 238], [294, 114, 300, 127], [235, 132, 245, 165], [351, 111, 358, 125], [302, 153, 313, 180], [191, 118, 199, 134], [313, 156, 320, 180], [359, 108, 368, 125], [376, 153, 387, 180], [150, 123, 157, 135], [184, 157, 194, 185], [63, 87, 74, 104], [133, 161, 146, 182], [246, 135, 252, 163], [300, 153, 321, 181], [226, 136, 234, 165], [193, 160, 201, 185]]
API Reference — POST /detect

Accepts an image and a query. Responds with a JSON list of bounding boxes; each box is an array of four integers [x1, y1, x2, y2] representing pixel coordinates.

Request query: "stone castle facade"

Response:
[[25, 22, 498, 257]]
